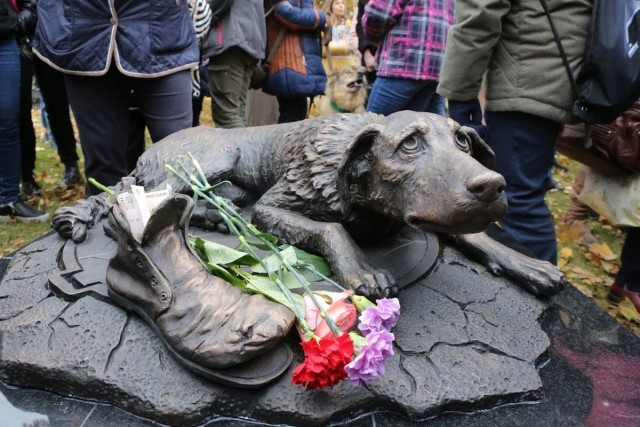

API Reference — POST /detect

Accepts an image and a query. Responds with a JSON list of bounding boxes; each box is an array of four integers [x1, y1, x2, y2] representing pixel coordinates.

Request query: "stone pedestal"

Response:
[[1, 221, 638, 426]]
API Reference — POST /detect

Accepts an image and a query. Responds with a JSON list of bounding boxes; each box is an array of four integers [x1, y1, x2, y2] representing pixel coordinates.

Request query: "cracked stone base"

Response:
[[0, 223, 550, 426]]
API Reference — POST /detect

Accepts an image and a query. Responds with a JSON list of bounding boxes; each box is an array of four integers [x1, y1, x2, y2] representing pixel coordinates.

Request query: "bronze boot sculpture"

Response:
[[106, 194, 295, 388]]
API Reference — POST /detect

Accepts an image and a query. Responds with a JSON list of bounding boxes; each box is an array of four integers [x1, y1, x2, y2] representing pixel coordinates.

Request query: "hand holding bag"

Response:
[[555, 101, 640, 176]]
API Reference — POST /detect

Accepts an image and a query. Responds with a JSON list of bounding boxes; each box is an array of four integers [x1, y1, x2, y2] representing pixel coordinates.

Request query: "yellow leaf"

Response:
[[600, 260, 620, 276], [559, 247, 573, 261], [589, 243, 618, 262], [568, 267, 601, 284], [619, 300, 640, 324]]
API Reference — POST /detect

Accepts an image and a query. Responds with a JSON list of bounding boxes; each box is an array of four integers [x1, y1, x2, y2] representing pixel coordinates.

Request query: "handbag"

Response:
[[555, 101, 640, 176], [249, 28, 286, 90], [249, 4, 287, 90], [578, 168, 640, 227]]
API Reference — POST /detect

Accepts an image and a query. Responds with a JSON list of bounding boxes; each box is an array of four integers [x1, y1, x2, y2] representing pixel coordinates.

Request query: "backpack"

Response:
[[541, 0, 640, 124]]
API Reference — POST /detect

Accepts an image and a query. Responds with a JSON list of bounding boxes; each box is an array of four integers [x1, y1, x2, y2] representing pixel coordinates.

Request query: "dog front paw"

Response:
[[340, 264, 398, 299], [190, 199, 233, 233], [505, 257, 566, 297], [51, 205, 91, 242]]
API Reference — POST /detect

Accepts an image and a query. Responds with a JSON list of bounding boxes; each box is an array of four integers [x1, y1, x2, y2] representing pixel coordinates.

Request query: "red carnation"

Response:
[[292, 334, 354, 389]]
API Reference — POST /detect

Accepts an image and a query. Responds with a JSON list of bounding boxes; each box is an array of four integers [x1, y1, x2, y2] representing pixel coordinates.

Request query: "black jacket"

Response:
[[0, 0, 35, 40]]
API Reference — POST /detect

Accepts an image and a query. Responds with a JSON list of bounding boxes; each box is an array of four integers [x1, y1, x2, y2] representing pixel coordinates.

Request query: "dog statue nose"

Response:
[[466, 172, 506, 202]]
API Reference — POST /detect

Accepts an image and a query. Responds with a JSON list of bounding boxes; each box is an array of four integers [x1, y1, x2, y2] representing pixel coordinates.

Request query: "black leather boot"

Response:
[[106, 194, 295, 388]]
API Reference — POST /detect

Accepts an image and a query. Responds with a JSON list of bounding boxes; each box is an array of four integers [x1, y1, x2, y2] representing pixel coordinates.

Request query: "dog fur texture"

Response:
[[311, 66, 367, 117], [52, 112, 565, 298]]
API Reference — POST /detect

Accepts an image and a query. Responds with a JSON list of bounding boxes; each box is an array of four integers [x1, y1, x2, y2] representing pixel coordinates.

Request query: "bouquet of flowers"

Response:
[[155, 154, 401, 390]]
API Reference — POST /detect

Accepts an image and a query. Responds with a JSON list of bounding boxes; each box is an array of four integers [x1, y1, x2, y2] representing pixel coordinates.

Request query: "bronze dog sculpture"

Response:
[[53, 112, 565, 298]]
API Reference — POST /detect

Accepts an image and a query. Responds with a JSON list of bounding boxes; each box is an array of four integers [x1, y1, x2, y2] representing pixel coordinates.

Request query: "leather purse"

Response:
[[555, 101, 640, 176]]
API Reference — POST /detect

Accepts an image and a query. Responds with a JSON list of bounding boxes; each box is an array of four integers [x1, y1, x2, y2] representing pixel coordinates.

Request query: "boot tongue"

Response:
[[141, 195, 194, 244]]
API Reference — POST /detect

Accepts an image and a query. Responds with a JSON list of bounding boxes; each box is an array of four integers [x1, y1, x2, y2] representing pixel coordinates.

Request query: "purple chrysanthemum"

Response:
[[344, 331, 395, 386], [358, 298, 400, 336]]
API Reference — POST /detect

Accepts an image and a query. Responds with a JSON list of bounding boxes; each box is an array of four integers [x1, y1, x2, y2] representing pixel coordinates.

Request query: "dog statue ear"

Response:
[[337, 124, 382, 216], [461, 126, 495, 170]]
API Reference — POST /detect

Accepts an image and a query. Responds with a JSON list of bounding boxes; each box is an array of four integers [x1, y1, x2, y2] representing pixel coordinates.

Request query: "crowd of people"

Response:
[[0, 0, 637, 313]]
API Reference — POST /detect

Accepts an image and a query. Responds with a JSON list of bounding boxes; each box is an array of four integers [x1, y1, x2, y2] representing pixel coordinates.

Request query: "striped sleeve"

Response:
[[188, 0, 213, 39]]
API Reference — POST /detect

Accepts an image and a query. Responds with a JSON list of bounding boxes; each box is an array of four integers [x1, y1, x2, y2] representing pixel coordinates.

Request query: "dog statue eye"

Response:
[[400, 134, 422, 153], [454, 131, 472, 153]]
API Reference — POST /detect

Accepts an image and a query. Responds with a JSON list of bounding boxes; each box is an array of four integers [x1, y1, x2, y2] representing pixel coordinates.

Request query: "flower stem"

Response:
[[88, 178, 115, 196], [166, 156, 344, 337]]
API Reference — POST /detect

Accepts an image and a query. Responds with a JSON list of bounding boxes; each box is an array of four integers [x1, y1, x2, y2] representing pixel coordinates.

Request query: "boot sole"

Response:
[[107, 289, 293, 389]]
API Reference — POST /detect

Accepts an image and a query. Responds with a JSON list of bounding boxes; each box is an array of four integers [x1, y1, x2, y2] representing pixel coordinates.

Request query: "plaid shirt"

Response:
[[362, 0, 455, 81]]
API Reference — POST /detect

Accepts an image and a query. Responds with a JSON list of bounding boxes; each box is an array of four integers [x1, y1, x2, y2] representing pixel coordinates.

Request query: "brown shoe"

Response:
[[607, 282, 640, 314], [106, 194, 295, 387]]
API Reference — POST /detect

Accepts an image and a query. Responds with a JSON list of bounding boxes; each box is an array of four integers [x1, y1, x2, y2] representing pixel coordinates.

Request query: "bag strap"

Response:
[[538, 0, 582, 103], [264, 2, 288, 64], [266, 27, 287, 64]]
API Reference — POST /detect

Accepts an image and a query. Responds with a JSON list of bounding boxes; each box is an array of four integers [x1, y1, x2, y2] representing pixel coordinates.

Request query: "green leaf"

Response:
[[290, 246, 332, 281], [276, 270, 309, 290], [245, 225, 278, 250], [251, 246, 298, 274], [205, 263, 247, 289], [200, 238, 258, 266], [245, 275, 305, 314]]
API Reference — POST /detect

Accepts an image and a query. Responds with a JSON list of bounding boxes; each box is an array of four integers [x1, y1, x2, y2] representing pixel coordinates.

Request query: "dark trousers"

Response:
[[19, 55, 36, 181], [207, 47, 255, 128], [65, 66, 192, 196], [276, 95, 308, 123], [33, 56, 79, 167], [485, 111, 562, 264], [617, 228, 640, 292]]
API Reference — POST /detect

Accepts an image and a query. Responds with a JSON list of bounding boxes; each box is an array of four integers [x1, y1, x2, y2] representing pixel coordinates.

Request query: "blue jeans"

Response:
[[485, 111, 562, 264], [366, 77, 440, 116], [0, 38, 21, 204]]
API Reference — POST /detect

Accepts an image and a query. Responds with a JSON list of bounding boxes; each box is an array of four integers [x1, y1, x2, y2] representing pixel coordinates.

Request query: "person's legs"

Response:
[[276, 96, 308, 123], [485, 111, 562, 264], [0, 39, 22, 204], [207, 47, 255, 128], [133, 69, 192, 144], [33, 56, 81, 184], [366, 77, 434, 115], [0, 38, 47, 221], [126, 103, 147, 174], [18, 55, 37, 192], [65, 67, 132, 196], [616, 228, 640, 292]]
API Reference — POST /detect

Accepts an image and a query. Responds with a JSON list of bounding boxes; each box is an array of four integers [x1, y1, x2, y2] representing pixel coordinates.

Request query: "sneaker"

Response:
[[21, 180, 42, 196], [0, 198, 50, 223], [61, 163, 83, 186]]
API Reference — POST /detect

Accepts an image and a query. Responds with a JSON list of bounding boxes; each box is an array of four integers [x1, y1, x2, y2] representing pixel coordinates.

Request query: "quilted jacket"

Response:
[[262, 0, 327, 98], [33, 0, 199, 77]]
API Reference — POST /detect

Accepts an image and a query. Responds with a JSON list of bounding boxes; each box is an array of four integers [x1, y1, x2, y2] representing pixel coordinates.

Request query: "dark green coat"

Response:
[[438, 0, 593, 123]]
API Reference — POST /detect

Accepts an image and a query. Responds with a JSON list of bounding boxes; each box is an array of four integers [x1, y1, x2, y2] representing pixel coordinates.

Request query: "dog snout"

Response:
[[465, 172, 506, 202]]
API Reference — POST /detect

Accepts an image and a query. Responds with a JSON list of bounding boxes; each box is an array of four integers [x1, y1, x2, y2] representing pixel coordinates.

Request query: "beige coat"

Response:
[[437, 0, 593, 123]]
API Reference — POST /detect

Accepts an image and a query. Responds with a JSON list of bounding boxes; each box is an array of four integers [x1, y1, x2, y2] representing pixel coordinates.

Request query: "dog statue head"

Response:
[[337, 112, 507, 234]]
